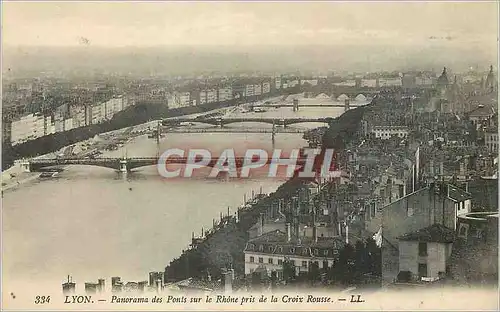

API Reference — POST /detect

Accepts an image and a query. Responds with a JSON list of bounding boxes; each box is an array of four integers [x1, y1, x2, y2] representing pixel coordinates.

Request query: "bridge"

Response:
[[162, 117, 333, 127], [21, 155, 314, 173], [163, 127, 306, 134]]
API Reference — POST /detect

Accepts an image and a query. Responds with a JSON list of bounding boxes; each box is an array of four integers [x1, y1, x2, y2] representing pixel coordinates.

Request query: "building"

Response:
[[149, 271, 164, 289], [402, 74, 417, 89], [372, 126, 409, 140], [361, 79, 377, 88], [484, 126, 498, 153], [245, 84, 255, 97], [378, 78, 402, 87], [174, 92, 191, 107], [243, 226, 345, 279], [301, 79, 318, 86], [450, 212, 498, 284], [254, 84, 262, 96], [274, 77, 282, 90], [467, 105, 496, 129], [11, 113, 46, 145], [397, 224, 455, 281], [218, 87, 233, 102], [262, 82, 271, 94], [366, 182, 472, 285], [2, 119, 12, 145]]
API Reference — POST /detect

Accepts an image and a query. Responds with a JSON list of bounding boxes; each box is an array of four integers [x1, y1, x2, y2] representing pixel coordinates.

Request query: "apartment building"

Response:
[[274, 77, 282, 90], [485, 127, 498, 153], [245, 85, 255, 97], [218, 87, 233, 102], [361, 79, 377, 88], [11, 113, 46, 145], [378, 78, 402, 87], [244, 226, 345, 278], [174, 92, 191, 107], [254, 84, 262, 96], [262, 82, 271, 94]]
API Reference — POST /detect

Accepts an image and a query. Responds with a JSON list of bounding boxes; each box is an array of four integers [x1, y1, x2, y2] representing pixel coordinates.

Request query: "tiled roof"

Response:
[[398, 224, 455, 243], [468, 104, 496, 117], [244, 230, 345, 258]]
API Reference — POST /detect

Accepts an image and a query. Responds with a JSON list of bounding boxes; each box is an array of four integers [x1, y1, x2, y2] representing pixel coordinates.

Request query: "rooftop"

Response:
[[398, 224, 455, 243], [447, 185, 472, 202]]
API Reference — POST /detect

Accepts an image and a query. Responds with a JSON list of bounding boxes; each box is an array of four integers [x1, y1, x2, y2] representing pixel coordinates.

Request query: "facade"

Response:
[[468, 105, 496, 129], [174, 92, 191, 107], [254, 84, 262, 96], [262, 82, 271, 94], [243, 228, 345, 278], [361, 79, 377, 88], [366, 183, 472, 285], [91, 103, 104, 125], [485, 127, 498, 153], [245, 84, 255, 97], [11, 113, 46, 145], [372, 126, 409, 140], [397, 224, 455, 280], [378, 78, 402, 87], [218, 87, 233, 102], [274, 77, 282, 90]]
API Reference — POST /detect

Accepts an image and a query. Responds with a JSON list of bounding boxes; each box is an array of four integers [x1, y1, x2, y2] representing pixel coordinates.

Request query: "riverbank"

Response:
[[163, 100, 372, 282], [2, 89, 299, 171]]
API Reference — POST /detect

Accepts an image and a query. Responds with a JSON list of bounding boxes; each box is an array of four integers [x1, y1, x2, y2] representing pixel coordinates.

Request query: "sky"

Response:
[[2, 1, 499, 47]]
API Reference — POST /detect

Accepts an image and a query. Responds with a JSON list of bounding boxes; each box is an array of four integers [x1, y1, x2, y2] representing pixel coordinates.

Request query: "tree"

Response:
[[282, 259, 296, 284], [308, 261, 321, 285], [365, 237, 382, 277]]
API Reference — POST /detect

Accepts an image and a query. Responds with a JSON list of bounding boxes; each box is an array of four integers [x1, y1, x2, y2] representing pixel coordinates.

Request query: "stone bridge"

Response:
[[162, 117, 334, 128]]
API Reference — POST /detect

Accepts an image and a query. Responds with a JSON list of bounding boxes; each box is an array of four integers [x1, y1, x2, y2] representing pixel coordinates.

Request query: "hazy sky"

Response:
[[2, 1, 499, 47]]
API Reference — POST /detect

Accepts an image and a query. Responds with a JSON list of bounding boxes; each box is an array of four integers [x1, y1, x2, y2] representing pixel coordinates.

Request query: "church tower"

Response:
[[484, 65, 497, 93]]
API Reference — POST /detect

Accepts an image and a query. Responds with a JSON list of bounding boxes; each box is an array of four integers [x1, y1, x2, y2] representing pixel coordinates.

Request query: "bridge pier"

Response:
[[20, 160, 31, 173], [119, 159, 128, 172]]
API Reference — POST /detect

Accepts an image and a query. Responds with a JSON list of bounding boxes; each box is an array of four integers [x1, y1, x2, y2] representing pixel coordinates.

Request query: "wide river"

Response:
[[2, 100, 361, 293]]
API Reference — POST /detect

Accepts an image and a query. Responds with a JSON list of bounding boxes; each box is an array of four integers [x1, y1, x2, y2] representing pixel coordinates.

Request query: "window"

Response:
[[268, 246, 274, 253], [314, 249, 319, 256], [258, 257, 263, 263], [333, 249, 339, 255], [277, 259, 283, 265], [278, 247, 283, 253], [249, 256, 254, 263], [289, 248, 295, 254], [301, 261, 308, 268], [268, 258, 273, 264], [418, 242, 428, 257], [259, 245, 264, 252], [323, 250, 329, 256]]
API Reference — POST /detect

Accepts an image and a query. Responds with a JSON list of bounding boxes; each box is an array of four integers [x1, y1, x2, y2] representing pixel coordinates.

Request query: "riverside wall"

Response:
[[163, 98, 374, 282]]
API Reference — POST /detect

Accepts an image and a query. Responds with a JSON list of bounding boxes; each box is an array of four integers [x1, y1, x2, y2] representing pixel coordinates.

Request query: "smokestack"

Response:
[[313, 226, 318, 243], [286, 223, 291, 242], [258, 213, 264, 237]]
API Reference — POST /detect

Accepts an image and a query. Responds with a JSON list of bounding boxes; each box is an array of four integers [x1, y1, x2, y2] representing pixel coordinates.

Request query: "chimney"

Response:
[[223, 270, 233, 294], [258, 213, 264, 237], [313, 226, 318, 243], [286, 223, 291, 242]]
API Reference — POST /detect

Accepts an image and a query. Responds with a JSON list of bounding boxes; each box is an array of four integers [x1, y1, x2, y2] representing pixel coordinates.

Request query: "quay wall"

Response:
[[2, 87, 300, 171], [163, 98, 375, 282]]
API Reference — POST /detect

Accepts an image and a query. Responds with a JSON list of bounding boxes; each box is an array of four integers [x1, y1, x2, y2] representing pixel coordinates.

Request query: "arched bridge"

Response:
[[162, 117, 334, 127], [22, 155, 314, 173]]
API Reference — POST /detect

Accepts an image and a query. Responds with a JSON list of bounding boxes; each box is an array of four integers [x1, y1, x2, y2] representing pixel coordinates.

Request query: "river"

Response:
[[2, 97, 366, 293]]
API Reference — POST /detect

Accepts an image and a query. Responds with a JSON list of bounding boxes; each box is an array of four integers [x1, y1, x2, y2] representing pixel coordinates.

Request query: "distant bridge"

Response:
[[163, 127, 306, 134], [22, 155, 313, 173], [162, 117, 334, 127]]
